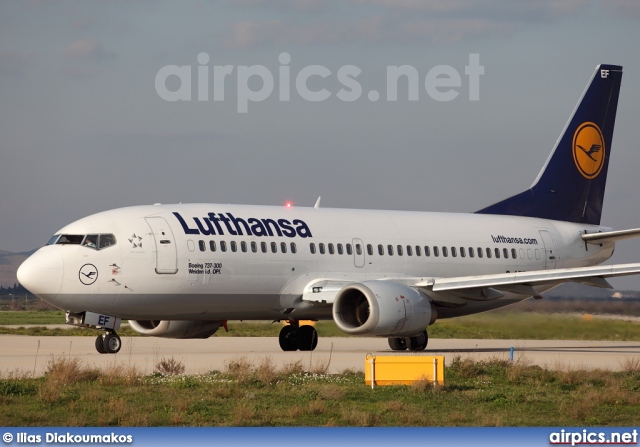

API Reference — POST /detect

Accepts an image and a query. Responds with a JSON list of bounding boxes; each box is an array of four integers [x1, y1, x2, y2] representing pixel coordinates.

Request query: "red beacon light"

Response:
[[285, 201, 293, 208]]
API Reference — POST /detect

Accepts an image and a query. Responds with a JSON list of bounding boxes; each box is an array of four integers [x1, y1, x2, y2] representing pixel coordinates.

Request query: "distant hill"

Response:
[[0, 249, 36, 287]]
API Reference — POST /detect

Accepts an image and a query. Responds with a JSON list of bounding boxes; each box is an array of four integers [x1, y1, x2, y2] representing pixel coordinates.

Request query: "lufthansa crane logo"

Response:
[[79, 264, 98, 285], [572, 122, 605, 179]]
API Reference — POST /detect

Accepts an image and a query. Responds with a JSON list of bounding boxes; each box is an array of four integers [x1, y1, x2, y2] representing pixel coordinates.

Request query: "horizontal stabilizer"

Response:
[[414, 263, 640, 292], [582, 228, 640, 244]]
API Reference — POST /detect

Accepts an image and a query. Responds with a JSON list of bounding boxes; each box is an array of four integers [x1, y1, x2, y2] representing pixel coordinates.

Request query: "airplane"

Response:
[[17, 64, 640, 355]]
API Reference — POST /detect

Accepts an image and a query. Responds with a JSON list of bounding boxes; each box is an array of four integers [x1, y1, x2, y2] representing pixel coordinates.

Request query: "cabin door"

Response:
[[146, 217, 178, 274]]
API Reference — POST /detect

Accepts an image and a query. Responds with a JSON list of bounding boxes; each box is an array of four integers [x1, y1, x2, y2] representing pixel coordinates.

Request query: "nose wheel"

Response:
[[95, 332, 122, 354]]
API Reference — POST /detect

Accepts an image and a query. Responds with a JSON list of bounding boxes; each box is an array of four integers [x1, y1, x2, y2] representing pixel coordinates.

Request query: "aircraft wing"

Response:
[[582, 228, 640, 244], [301, 263, 640, 305], [414, 263, 640, 299]]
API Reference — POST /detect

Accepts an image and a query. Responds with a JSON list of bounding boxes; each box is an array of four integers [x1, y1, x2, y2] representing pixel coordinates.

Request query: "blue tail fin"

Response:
[[476, 64, 622, 225]]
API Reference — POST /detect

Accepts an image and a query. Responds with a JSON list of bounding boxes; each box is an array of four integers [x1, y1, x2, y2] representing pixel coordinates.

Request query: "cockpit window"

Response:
[[56, 235, 84, 245], [82, 235, 98, 249], [46, 235, 60, 245], [98, 234, 116, 249], [55, 233, 117, 250]]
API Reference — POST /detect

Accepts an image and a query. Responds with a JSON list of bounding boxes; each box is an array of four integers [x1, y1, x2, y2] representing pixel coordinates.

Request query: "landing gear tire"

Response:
[[95, 335, 106, 354], [388, 337, 408, 351], [406, 330, 428, 352], [278, 325, 298, 351], [96, 332, 122, 354], [297, 325, 318, 351]]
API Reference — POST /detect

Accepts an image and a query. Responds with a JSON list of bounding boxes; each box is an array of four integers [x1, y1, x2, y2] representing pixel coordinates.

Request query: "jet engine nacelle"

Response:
[[128, 320, 222, 339], [332, 280, 435, 337]]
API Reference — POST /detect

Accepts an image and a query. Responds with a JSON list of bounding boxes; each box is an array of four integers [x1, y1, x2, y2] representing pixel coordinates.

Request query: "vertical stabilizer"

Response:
[[477, 64, 622, 225]]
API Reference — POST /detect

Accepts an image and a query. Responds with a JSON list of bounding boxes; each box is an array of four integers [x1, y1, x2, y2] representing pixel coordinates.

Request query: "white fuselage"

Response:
[[19, 203, 614, 321]]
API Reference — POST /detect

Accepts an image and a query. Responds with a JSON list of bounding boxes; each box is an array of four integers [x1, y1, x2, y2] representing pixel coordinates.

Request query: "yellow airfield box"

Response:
[[364, 354, 445, 387]]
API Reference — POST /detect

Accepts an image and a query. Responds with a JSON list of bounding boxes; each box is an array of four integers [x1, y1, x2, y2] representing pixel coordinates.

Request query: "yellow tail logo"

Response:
[[572, 122, 605, 179]]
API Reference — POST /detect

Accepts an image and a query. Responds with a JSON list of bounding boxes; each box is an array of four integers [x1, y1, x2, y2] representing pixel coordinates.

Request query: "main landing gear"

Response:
[[388, 330, 428, 352], [278, 321, 318, 351]]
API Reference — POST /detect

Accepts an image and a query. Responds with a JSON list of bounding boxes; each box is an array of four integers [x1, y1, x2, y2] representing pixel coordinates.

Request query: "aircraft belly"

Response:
[[51, 292, 296, 320]]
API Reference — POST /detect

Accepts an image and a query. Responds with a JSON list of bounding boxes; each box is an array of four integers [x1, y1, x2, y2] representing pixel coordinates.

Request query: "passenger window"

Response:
[[367, 244, 373, 256], [378, 244, 384, 256], [356, 244, 362, 255], [486, 248, 491, 258], [416, 246, 421, 256], [98, 234, 117, 249], [451, 247, 457, 257], [271, 242, 277, 253], [425, 246, 431, 257], [504, 248, 509, 259], [290, 242, 297, 254], [512, 249, 517, 259], [460, 247, 466, 258], [251, 241, 257, 253], [346, 244, 353, 255], [328, 243, 335, 255], [261, 242, 267, 253], [468, 247, 474, 258], [241, 241, 247, 253], [220, 241, 227, 252], [310, 243, 316, 254], [231, 241, 237, 252], [199, 240, 206, 252], [337, 244, 344, 255], [407, 245, 413, 256], [210, 241, 217, 252], [281, 242, 287, 253], [442, 247, 448, 257], [494, 248, 500, 259], [477, 247, 483, 258], [319, 243, 325, 254], [187, 240, 195, 252], [388, 244, 394, 256], [397, 245, 403, 256], [434, 246, 439, 257]]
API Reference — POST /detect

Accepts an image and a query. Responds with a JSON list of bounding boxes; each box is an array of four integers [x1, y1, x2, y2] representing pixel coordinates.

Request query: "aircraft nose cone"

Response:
[[17, 248, 63, 299]]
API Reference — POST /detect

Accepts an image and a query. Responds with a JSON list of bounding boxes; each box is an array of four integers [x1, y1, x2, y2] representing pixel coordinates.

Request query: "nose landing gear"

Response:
[[95, 332, 122, 354], [66, 311, 123, 354]]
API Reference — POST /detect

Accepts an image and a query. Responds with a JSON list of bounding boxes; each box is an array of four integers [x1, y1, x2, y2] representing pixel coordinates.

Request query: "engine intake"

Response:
[[128, 320, 222, 339], [332, 281, 435, 337]]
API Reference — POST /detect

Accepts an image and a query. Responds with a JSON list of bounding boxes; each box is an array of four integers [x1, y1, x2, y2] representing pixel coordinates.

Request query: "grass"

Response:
[[0, 310, 66, 325], [429, 312, 640, 341], [1, 311, 639, 340], [1, 355, 639, 426]]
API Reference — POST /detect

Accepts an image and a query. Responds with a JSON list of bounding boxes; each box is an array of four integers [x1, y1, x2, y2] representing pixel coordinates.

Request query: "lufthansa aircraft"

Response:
[[17, 64, 640, 354]]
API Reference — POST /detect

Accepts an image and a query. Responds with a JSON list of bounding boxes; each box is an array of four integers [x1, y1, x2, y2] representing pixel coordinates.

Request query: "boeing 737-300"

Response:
[[17, 64, 640, 354]]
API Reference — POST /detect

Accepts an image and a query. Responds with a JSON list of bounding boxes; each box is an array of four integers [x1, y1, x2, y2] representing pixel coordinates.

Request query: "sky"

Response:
[[2, 0, 640, 289]]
